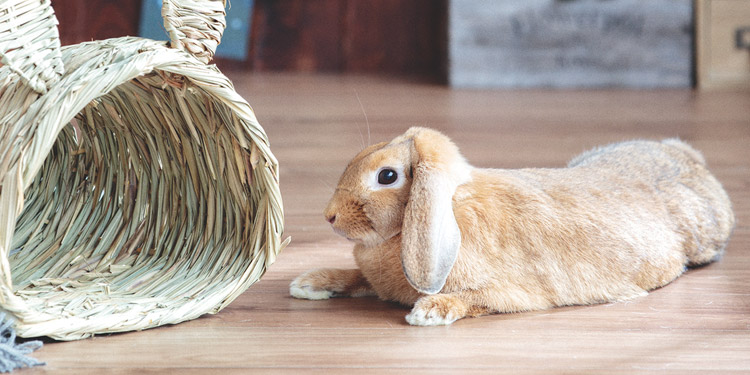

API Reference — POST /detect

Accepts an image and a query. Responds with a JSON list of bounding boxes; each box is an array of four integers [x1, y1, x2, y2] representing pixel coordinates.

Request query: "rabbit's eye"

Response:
[[377, 168, 398, 185]]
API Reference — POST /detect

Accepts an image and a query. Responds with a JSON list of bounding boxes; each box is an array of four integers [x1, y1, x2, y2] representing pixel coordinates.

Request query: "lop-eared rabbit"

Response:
[[291, 127, 734, 326]]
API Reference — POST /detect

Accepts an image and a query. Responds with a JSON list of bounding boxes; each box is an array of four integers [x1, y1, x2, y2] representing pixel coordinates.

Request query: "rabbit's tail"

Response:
[[661, 138, 707, 166], [661, 139, 735, 267]]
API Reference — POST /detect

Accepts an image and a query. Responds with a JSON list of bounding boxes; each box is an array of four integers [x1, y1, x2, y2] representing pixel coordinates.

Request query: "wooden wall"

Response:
[[52, 0, 447, 80], [54, 0, 142, 45]]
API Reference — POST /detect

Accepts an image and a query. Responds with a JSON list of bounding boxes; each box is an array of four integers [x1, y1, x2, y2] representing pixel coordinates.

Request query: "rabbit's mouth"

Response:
[[329, 212, 383, 245], [333, 225, 397, 247]]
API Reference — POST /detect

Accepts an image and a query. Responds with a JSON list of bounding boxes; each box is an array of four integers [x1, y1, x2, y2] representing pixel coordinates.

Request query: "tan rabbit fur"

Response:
[[290, 127, 735, 326]]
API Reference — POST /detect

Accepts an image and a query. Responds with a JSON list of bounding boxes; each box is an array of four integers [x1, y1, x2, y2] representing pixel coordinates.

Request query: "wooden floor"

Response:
[[29, 75, 750, 374]]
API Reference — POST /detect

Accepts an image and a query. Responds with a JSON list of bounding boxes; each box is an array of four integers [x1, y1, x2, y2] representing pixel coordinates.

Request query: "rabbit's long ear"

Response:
[[400, 128, 471, 295]]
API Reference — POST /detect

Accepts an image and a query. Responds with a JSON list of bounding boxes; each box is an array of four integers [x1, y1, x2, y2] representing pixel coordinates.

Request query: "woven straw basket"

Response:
[[0, 0, 285, 340]]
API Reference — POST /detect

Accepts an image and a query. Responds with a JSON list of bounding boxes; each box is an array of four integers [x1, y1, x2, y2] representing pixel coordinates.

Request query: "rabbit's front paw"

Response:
[[289, 272, 335, 300], [290, 268, 374, 300], [406, 294, 467, 326]]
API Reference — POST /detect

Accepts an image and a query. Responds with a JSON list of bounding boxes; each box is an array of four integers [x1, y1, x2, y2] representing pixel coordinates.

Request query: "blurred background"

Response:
[[51, 0, 749, 89]]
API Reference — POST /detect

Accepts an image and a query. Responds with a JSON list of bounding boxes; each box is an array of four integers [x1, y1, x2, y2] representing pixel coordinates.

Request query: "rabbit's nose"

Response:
[[326, 214, 336, 224]]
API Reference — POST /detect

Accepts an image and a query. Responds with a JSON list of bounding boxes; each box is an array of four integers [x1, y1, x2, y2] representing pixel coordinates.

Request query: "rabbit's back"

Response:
[[446, 139, 734, 308], [568, 139, 734, 266]]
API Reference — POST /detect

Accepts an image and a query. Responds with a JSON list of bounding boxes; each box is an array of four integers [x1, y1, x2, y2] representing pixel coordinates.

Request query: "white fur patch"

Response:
[[405, 305, 459, 326], [289, 283, 334, 300], [453, 159, 473, 186]]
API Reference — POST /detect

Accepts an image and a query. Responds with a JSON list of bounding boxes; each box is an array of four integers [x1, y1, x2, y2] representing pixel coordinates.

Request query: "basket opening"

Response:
[[7, 72, 262, 319]]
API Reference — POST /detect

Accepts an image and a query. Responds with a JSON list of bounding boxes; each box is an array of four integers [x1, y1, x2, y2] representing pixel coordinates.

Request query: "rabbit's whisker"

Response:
[[355, 90, 371, 147]]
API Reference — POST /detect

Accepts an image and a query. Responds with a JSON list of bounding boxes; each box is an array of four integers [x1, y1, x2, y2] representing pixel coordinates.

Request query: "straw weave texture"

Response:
[[0, 0, 285, 340]]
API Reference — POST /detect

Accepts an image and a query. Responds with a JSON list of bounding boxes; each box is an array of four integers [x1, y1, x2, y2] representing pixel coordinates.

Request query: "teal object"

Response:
[[139, 0, 252, 60]]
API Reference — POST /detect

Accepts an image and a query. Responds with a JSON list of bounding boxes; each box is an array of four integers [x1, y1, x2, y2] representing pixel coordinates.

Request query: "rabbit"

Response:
[[290, 127, 735, 326]]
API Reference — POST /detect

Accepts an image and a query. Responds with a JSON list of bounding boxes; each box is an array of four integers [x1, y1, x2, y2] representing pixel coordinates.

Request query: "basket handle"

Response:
[[162, 0, 227, 64], [0, 0, 64, 94]]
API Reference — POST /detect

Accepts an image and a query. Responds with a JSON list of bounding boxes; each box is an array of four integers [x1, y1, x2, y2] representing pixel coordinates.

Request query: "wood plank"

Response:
[[26, 74, 750, 374], [51, 0, 448, 78], [249, 0, 345, 71], [53, 0, 142, 46], [342, 0, 447, 77], [449, 0, 693, 88], [696, 0, 750, 89]]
